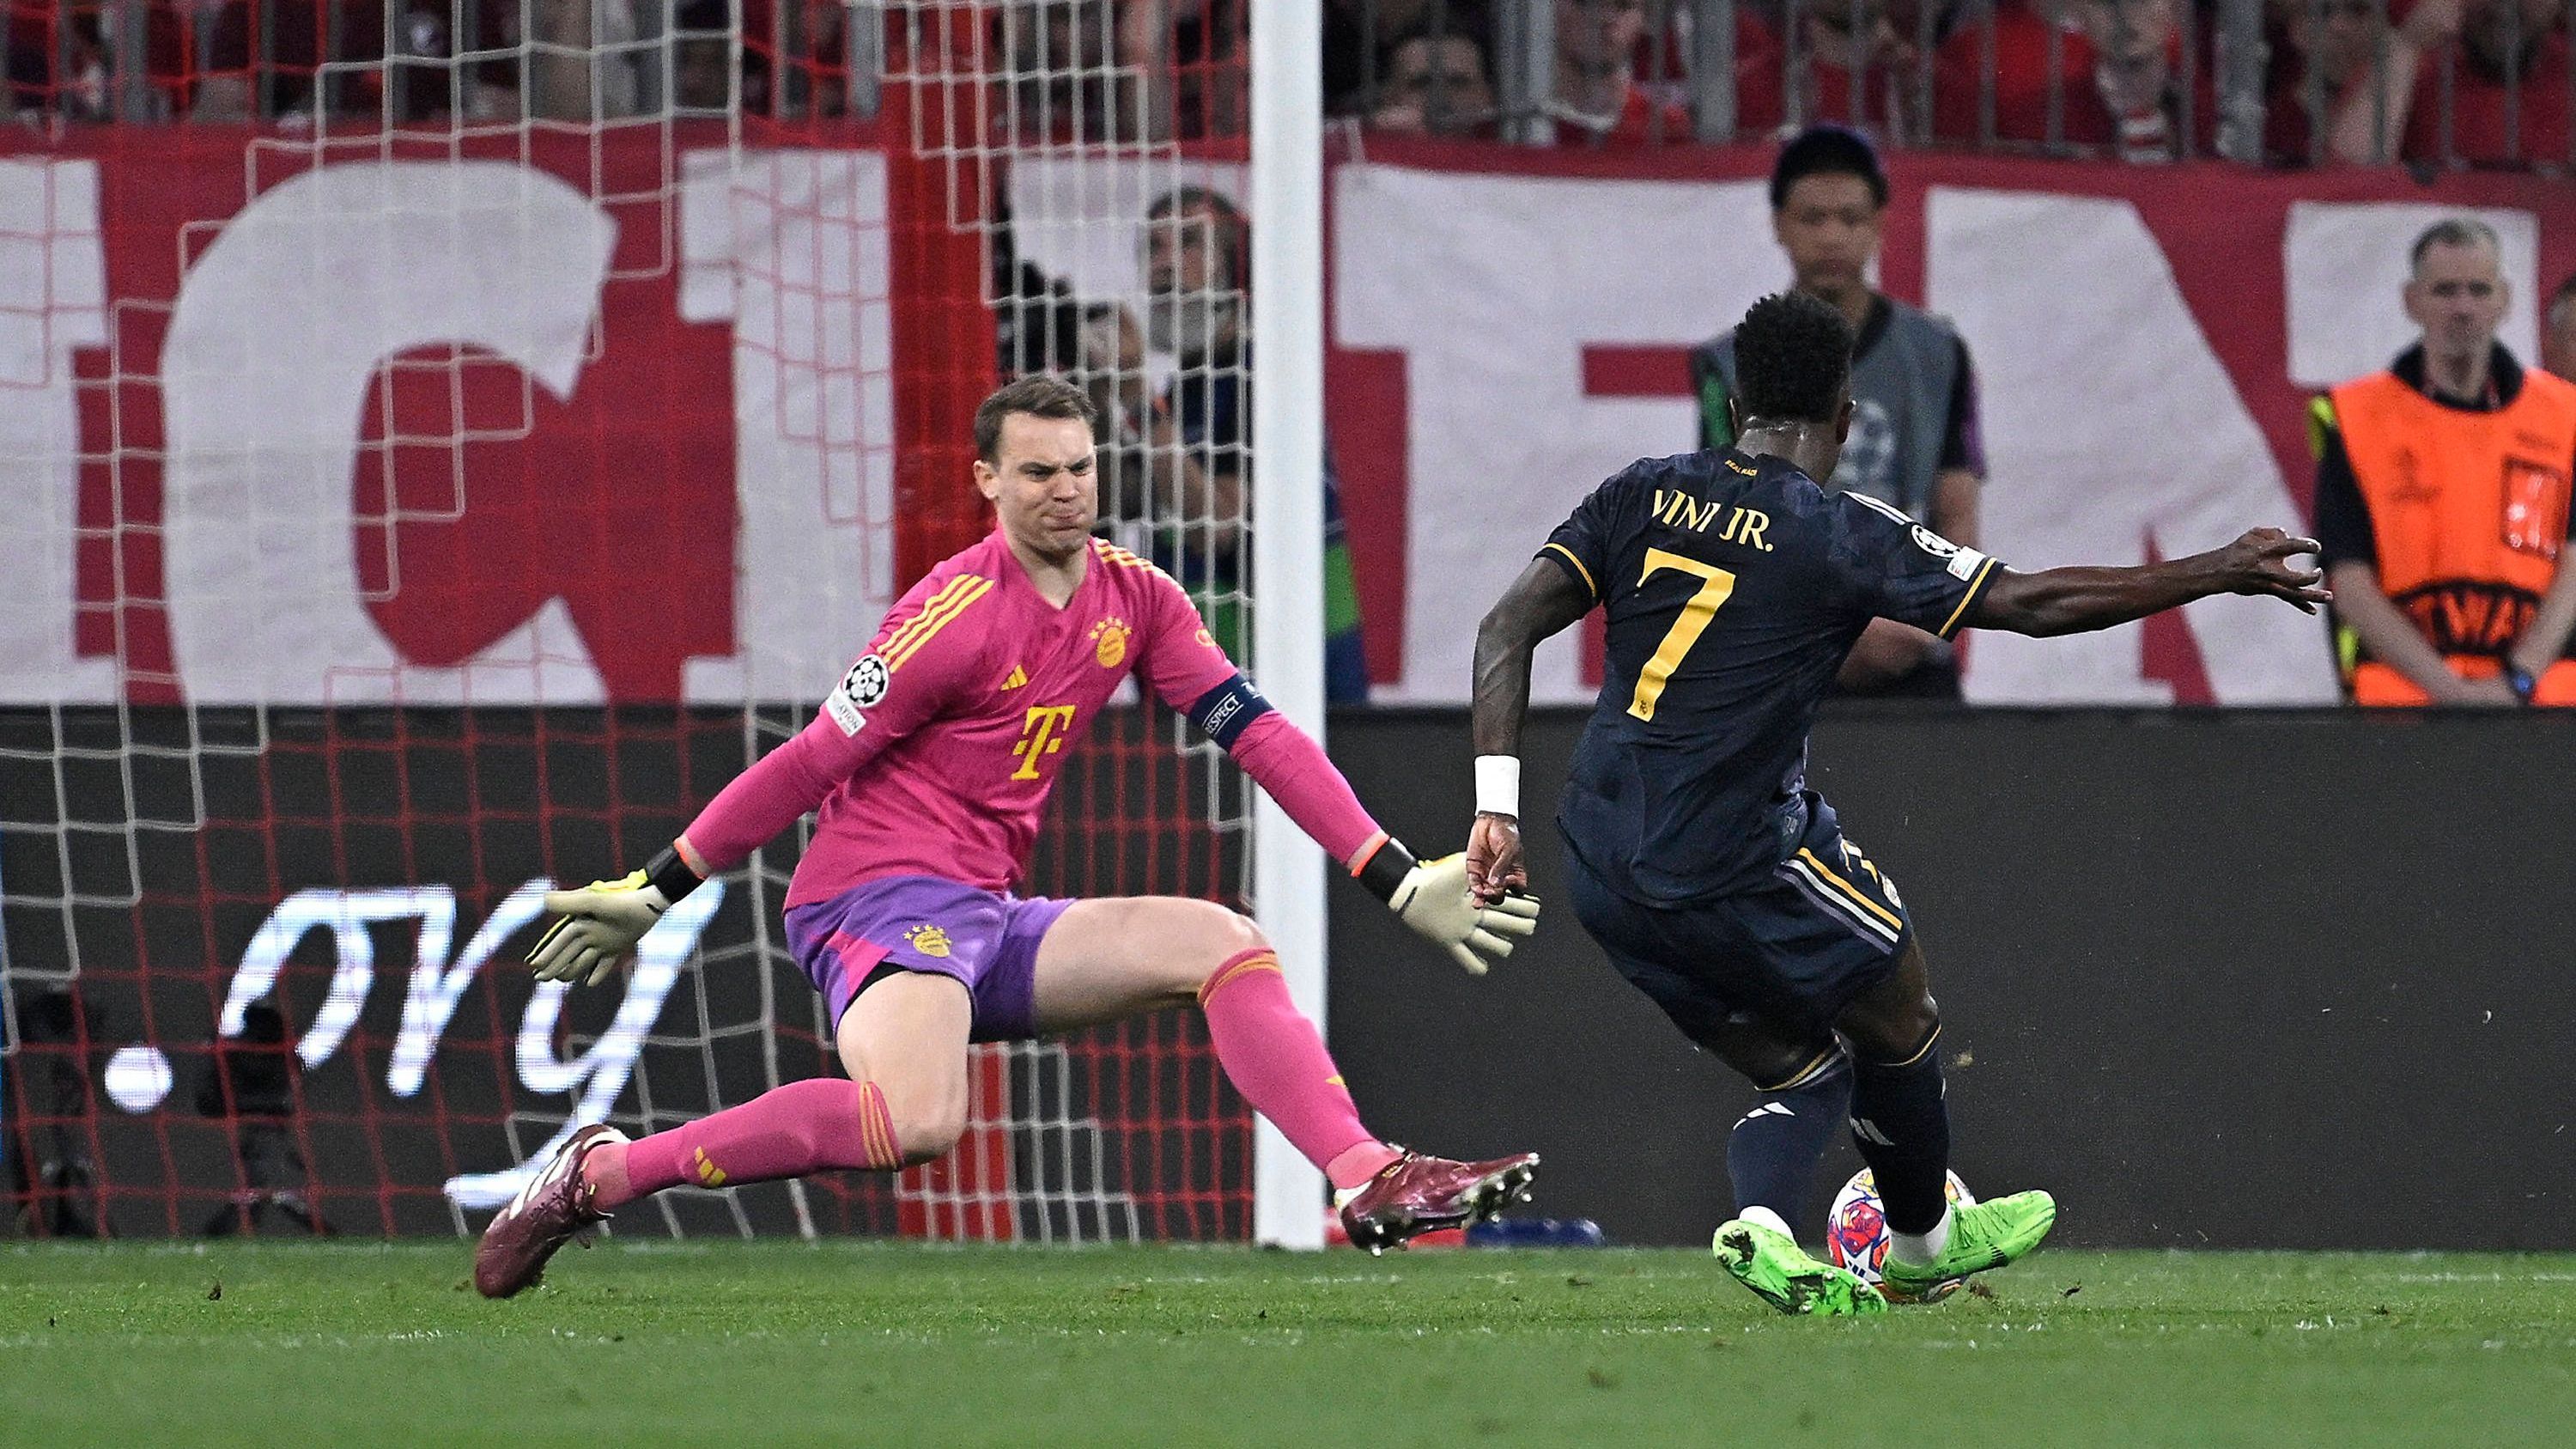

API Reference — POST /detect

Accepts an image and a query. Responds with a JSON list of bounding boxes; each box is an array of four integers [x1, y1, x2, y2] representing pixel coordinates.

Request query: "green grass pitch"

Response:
[[4, 1242, 2573, 1446]]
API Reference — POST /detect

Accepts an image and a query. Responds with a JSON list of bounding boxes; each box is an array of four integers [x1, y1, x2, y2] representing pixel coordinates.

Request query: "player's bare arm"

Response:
[[1967, 527, 2332, 636], [1467, 557, 1597, 903]]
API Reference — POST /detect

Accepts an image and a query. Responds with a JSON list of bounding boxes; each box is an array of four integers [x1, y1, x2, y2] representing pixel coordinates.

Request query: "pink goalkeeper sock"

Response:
[[597, 1077, 902, 1209], [1200, 947, 1400, 1191]]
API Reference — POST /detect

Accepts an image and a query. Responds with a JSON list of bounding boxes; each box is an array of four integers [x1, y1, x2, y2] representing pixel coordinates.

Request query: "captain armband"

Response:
[[1187, 673, 1275, 750]]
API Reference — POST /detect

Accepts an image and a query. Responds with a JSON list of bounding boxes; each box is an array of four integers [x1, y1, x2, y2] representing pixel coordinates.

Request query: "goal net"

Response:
[[0, 0, 1289, 1244]]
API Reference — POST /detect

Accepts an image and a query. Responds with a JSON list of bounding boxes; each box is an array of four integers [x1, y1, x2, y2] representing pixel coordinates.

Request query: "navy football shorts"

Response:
[[1564, 794, 1914, 1046]]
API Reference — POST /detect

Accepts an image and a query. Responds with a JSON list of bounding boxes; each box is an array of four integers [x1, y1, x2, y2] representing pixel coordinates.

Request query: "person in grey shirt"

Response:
[[1693, 126, 1987, 699]]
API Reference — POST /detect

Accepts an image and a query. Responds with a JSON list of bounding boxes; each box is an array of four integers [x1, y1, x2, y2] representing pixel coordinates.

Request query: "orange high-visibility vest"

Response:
[[2330, 363, 2576, 703]]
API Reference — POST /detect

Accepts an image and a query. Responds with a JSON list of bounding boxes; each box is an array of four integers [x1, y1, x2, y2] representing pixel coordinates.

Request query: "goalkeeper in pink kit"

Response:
[[476, 377, 1540, 1295]]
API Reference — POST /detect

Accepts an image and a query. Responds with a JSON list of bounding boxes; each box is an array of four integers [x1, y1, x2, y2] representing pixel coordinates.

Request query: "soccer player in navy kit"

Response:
[[1466, 293, 2331, 1314]]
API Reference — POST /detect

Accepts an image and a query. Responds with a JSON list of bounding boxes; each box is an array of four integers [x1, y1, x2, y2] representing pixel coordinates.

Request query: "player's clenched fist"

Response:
[[1355, 837, 1540, 975], [527, 869, 672, 986]]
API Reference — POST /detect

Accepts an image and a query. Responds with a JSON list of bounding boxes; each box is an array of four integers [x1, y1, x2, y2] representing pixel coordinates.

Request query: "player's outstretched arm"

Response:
[[1134, 569, 1539, 973], [1467, 558, 1597, 904], [527, 707, 891, 986], [1966, 528, 2331, 638], [1178, 690, 1541, 976], [532, 592, 977, 983]]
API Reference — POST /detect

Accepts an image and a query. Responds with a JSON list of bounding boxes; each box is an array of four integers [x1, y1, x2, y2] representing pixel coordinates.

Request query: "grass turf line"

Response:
[[3, 1244, 2572, 1447]]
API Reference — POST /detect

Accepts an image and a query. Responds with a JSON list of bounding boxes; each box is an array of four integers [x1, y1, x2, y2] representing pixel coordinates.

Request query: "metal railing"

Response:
[[4, 0, 2568, 169]]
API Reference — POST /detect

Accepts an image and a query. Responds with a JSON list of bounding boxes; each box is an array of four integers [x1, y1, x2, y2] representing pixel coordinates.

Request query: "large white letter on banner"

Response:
[[1334, 165, 1780, 703], [160, 162, 617, 704], [676, 149, 896, 702], [0, 159, 118, 705], [1930, 189, 2337, 703]]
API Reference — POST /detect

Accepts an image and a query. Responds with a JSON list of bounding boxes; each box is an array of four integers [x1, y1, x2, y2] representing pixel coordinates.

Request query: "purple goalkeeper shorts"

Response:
[[782, 874, 1074, 1043]]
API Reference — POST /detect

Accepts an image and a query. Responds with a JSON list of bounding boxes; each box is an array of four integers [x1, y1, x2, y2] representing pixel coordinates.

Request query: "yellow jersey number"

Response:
[[1626, 548, 1738, 721]]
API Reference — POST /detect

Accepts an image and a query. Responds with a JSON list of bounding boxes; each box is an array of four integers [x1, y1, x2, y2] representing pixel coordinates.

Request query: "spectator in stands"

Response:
[[8, 1, 192, 120], [2313, 219, 2576, 705], [1328, 0, 1445, 114], [1692, 127, 1987, 697], [192, 0, 547, 123], [1551, 0, 1690, 143], [672, 0, 736, 112], [1734, 0, 1930, 142], [1932, 0, 2211, 159], [2392, 0, 2572, 167], [1370, 31, 1496, 133], [2546, 271, 2576, 381], [1078, 187, 1370, 699], [530, 0, 640, 119], [2302, 0, 2449, 162], [2264, 0, 2419, 165], [193, 1, 380, 120]]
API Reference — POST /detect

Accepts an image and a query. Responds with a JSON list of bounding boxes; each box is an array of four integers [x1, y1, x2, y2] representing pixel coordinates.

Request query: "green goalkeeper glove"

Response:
[[1358, 840, 1541, 976], [527, 848, 701, 986]]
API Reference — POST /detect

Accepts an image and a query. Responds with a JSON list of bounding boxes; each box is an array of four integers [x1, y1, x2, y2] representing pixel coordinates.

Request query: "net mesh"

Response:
[[2, 0, 1261, 1242]]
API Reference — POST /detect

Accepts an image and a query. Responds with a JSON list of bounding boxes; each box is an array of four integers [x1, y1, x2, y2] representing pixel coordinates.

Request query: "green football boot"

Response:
[[1713, 1217, 1890, 1317], [1879, 1190, 2058, 1303]]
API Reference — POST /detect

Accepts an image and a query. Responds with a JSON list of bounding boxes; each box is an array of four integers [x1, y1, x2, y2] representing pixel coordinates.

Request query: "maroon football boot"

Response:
[[473, 1123, 626, 1298], [1336, 1148, 1540, 1254]]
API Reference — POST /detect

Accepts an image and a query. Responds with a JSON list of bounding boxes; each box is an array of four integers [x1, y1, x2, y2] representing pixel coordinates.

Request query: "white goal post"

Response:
[[1249, 0, 1331, 1251]]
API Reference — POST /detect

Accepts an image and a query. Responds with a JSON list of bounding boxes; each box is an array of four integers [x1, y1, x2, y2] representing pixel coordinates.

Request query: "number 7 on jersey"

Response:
[[1628, 548, 1738, 721]]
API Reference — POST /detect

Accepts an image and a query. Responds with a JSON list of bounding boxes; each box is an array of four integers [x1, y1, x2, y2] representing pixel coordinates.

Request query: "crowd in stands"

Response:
[[1317, 0, 2572, 167], [7, 0, 2570, 167]]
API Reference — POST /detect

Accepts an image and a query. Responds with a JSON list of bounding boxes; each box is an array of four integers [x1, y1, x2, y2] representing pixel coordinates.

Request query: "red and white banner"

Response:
[[6, 131, 2573, 706], [1, 124, 986, 708]]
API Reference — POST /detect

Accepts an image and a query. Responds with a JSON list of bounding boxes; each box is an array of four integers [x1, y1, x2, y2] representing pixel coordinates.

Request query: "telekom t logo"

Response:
[[1011, 704, 1078, 779]]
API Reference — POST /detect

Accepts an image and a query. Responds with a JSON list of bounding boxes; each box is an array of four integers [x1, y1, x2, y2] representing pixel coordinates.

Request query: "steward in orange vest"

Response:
[[2313, 343, 2576, 705]]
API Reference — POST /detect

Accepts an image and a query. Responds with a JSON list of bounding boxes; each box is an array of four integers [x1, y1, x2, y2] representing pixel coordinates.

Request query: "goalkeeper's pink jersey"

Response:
[[677, 533, 1360, 908]]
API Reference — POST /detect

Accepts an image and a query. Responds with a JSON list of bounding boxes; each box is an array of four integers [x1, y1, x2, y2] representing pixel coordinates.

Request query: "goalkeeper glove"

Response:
[[528, 846, 702, 987], [1356, 838, 1540, 976]]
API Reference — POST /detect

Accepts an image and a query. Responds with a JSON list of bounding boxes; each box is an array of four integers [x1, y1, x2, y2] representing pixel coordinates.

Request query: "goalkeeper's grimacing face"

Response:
[[975, 411, 1100, 565]]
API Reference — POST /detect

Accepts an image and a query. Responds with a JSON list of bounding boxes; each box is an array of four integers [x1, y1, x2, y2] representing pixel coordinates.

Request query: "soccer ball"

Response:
[[1826, 1167, 1976, 1301]]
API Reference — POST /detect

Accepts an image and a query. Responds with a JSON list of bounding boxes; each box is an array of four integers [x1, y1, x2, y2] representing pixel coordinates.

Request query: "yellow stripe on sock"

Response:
[[1197, 951, 1283, 1008], [858, 1082, 896, 1167]]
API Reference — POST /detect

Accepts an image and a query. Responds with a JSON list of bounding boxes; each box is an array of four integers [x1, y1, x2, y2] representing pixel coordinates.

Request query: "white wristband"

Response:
[[1474, 755, 1521, 819]]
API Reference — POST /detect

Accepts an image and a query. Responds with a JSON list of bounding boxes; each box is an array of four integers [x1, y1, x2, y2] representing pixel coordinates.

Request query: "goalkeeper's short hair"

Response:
[[1732, 292, 1854, 428], [975, 375, 1098, 461]]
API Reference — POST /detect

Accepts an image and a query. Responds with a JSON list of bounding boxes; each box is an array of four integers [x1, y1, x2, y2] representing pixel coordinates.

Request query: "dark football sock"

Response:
[[1727, 1051, 1851, 1227], [1847, 1031, 1951, 1236]]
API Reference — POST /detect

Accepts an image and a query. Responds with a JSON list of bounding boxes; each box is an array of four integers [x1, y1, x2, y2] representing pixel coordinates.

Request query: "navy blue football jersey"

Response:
[[1544, 448, 2002, 904]]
